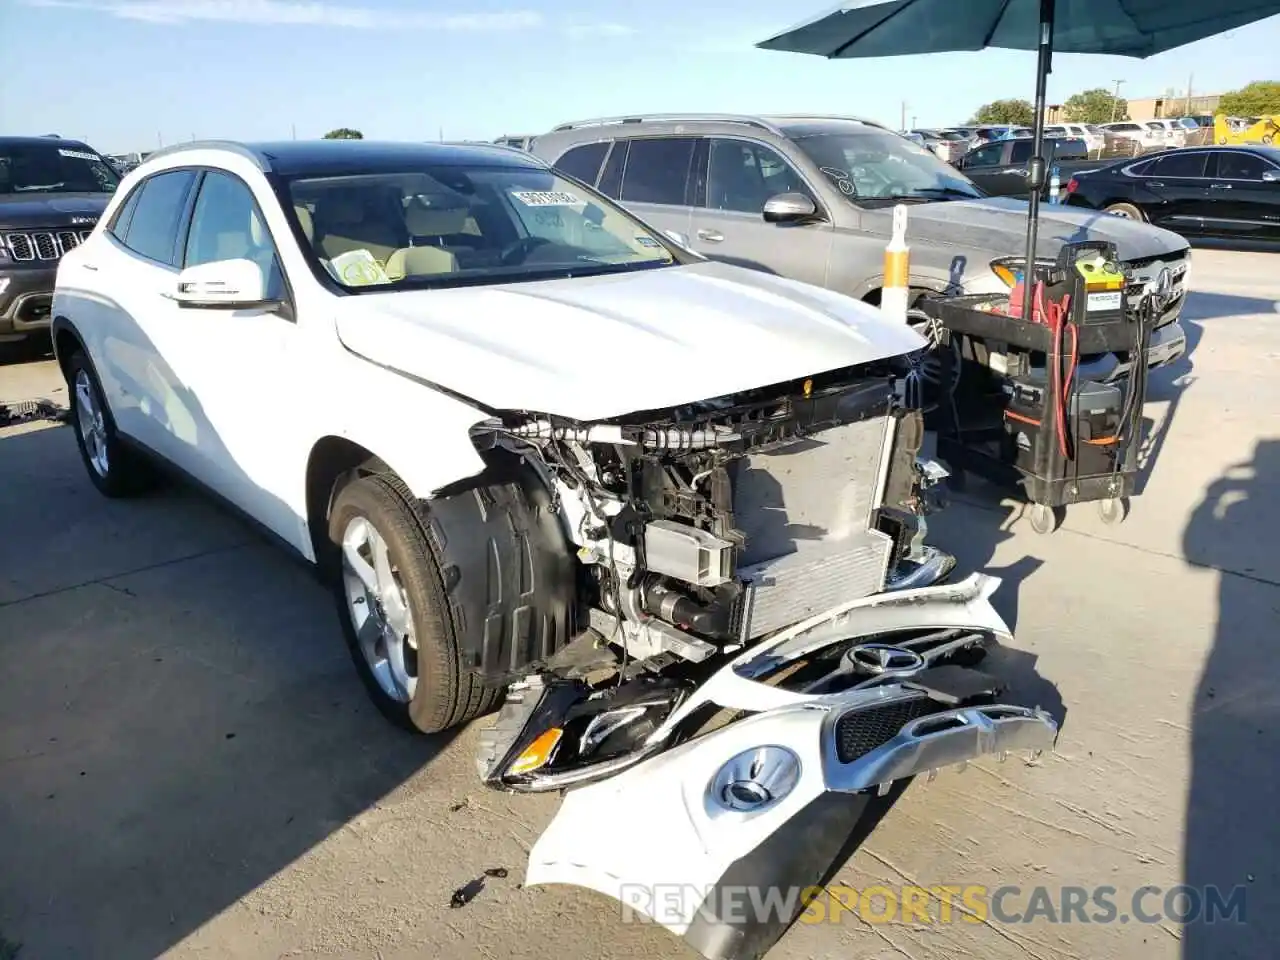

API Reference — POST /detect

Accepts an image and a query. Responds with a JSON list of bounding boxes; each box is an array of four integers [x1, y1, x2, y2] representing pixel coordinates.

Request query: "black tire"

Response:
[[328, 473, 502, 734], [1104, 202, 1145, 221], [65, 349, 157, 498]]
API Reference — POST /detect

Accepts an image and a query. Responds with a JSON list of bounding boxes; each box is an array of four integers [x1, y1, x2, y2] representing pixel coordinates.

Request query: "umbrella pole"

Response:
[[1021, 0, 1056, 322]]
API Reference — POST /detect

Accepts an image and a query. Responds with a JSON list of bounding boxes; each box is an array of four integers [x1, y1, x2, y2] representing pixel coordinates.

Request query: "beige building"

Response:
[[1044, 93, 1223, 123]]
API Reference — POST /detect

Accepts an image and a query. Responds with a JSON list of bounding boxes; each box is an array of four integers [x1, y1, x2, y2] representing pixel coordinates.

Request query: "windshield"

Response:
[[792, 131, 984, 204], [936, 130, 969, 141], [0, 142, 119, 195], [282, 164, 677, 291]]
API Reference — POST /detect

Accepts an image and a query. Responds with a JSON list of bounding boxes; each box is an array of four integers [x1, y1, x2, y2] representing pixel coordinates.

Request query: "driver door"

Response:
[[689, 137, 833, 288]]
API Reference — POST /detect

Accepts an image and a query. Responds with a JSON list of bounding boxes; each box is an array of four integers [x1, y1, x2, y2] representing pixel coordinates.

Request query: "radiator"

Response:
[[731, 415, 897, 639]]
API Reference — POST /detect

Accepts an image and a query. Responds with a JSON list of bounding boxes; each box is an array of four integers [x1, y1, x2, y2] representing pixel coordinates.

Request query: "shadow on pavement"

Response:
[[0, 426, 456, 960], [1181, 439, 1280, 960], [0, 333, 53, 368]]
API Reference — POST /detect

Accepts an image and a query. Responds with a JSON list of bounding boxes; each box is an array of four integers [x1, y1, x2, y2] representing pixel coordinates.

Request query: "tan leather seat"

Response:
[[315, 190, 403, 263], [385, 245, 458, 279], [383, 201, 469, 279]]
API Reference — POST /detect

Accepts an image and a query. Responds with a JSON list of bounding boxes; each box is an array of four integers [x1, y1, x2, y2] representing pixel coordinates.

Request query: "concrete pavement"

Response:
[[1, 248, 1277, 960]]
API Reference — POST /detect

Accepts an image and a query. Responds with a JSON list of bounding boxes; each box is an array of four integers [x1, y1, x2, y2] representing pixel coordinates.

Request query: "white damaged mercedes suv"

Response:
[[51, 140, 1057, 956]]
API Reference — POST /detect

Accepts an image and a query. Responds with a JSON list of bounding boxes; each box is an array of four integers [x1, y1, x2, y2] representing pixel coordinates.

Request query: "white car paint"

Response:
[[527, 574, 1056, 938], [53, 144, 921, 561], [337, 262, 927, 422]]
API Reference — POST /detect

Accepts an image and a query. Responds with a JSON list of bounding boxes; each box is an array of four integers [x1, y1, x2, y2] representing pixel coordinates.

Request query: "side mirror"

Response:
[[663, 229, 692, 249], [1262, 170, 1279, 183], [173, 258, 274, 309], [762, 192, 819, 224]]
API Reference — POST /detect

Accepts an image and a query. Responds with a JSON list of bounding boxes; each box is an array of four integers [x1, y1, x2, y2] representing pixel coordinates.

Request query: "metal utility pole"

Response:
[[291, 123, 297, 140], [900, 101, 907, 131], [1184, 73, 1193, 115], [1110, 80, 1125, 121]]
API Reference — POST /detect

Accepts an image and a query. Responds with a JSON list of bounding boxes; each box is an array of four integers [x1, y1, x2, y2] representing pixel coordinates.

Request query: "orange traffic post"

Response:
[[881, 203, 910, 323]]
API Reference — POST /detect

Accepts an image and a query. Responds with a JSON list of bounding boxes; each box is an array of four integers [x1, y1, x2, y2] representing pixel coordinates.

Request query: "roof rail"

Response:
[[141, 140, 269, 171], [763, 113, 890, 130], [549, 114, 787, 137]]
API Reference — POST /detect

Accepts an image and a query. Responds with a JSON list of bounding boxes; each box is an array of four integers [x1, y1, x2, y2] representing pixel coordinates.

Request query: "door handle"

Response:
[[81, 263, 98, 271], [1145, 181, 1165, 188], [1013, 168, 1030, 177], [1209, 183, 1232, 189], [696, 229, 724, 242]]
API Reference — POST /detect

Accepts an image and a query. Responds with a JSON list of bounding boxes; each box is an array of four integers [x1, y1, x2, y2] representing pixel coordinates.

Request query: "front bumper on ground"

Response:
[[525, 575, 1059, 960]]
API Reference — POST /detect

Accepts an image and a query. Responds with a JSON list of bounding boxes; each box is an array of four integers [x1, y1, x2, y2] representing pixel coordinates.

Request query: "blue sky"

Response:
[[3, 0, 1279, 154]]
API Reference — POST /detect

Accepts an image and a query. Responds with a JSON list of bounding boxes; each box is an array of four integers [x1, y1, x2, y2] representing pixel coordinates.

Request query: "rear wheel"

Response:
[[66, 349, 157, 498], [1104, 202, 1144, 221], [328, 474, 501, 734]]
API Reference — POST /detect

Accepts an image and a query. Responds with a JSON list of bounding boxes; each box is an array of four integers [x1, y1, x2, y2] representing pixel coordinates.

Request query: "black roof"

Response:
[[148, 139, 548, 176], [0, 134, 97, 149]]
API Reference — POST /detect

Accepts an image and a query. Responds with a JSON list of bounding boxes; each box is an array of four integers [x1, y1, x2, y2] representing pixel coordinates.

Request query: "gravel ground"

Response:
[[1, 247, 1277, 960]]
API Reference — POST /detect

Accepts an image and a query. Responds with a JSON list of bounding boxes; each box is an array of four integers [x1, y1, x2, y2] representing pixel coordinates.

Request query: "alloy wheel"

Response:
[[340, 515, 419, 703], [74, 368, 110, 477]]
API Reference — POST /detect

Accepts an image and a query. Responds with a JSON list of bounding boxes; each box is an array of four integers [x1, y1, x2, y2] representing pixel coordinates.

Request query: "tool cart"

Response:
[[916, 240, 1174, 534]]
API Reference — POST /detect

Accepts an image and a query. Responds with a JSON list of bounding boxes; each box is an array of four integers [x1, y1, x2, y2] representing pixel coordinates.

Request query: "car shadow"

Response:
[[0, 293, 464, 959], [0, 425, 458, 960], [0, 332, 53, 367], [1181, 439, 1280, 959]]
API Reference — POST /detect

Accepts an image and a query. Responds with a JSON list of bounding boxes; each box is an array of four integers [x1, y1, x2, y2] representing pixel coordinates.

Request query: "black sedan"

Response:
[[1063, 145, 1280, 240]]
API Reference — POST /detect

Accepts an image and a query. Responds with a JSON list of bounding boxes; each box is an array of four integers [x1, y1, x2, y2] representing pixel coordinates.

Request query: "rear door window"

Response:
[[553, 142, 609, 186], [1009, 140, 1033, 165], [618, 137, 697, 206], [1149, 151, 1210, 178], [116, 169, 197, 265]]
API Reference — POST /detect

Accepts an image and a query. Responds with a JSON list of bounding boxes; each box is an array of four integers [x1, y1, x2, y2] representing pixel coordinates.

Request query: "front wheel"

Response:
[[66, 349, 157, 498], [328, 474, 501, 734]]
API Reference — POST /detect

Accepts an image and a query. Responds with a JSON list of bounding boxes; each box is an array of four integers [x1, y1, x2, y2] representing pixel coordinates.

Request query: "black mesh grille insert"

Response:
[[834, 697, 943, 764]]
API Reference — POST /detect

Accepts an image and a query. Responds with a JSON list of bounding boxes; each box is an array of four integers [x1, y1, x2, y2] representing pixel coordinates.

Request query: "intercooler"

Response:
[[730, 414, 898, 640]]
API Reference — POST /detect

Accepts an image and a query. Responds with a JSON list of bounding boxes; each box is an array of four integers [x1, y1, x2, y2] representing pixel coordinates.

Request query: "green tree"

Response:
[[1218, 81, 1280, 117], [1062, 87, 1128, 124], [969, 99, 1035, 126], [323, 127, 364, 140]]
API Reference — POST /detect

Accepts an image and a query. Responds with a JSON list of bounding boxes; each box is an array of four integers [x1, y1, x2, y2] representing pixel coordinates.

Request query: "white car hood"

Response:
[[334, 261, 926, 421]]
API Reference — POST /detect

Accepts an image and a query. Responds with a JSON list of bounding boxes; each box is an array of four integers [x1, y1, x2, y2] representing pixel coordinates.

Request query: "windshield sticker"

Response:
[[510, 190, 583, 207], [57, 149, 101, 161], [329, 249, 391, 286], [635, 236, 661, 248]]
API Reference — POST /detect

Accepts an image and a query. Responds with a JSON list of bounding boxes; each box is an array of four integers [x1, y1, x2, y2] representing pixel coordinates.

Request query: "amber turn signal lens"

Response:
[[509, 728, 563, 775]]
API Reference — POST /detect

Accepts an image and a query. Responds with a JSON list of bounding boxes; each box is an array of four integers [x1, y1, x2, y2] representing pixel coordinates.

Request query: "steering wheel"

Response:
[[500, 236, 553, 266]]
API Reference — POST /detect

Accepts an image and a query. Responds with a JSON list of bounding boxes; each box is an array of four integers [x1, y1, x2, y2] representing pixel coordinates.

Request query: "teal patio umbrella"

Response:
[[758, 0, 1280, 319]]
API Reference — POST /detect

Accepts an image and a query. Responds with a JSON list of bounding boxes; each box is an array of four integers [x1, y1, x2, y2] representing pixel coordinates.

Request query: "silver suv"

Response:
[[531, 113, 1190, 380]]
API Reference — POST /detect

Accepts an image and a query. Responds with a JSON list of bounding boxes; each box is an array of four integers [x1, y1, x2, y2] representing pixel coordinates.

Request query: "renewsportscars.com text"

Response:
[[618, 883, 1248, 927]]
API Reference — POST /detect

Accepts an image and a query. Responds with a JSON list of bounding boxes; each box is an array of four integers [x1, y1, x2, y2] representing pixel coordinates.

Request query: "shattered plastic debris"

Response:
[[449, 867, 510, 907]]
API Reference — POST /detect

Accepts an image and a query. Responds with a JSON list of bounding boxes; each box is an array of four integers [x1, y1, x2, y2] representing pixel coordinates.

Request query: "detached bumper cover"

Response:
[[525, 575, 1059, 960]]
